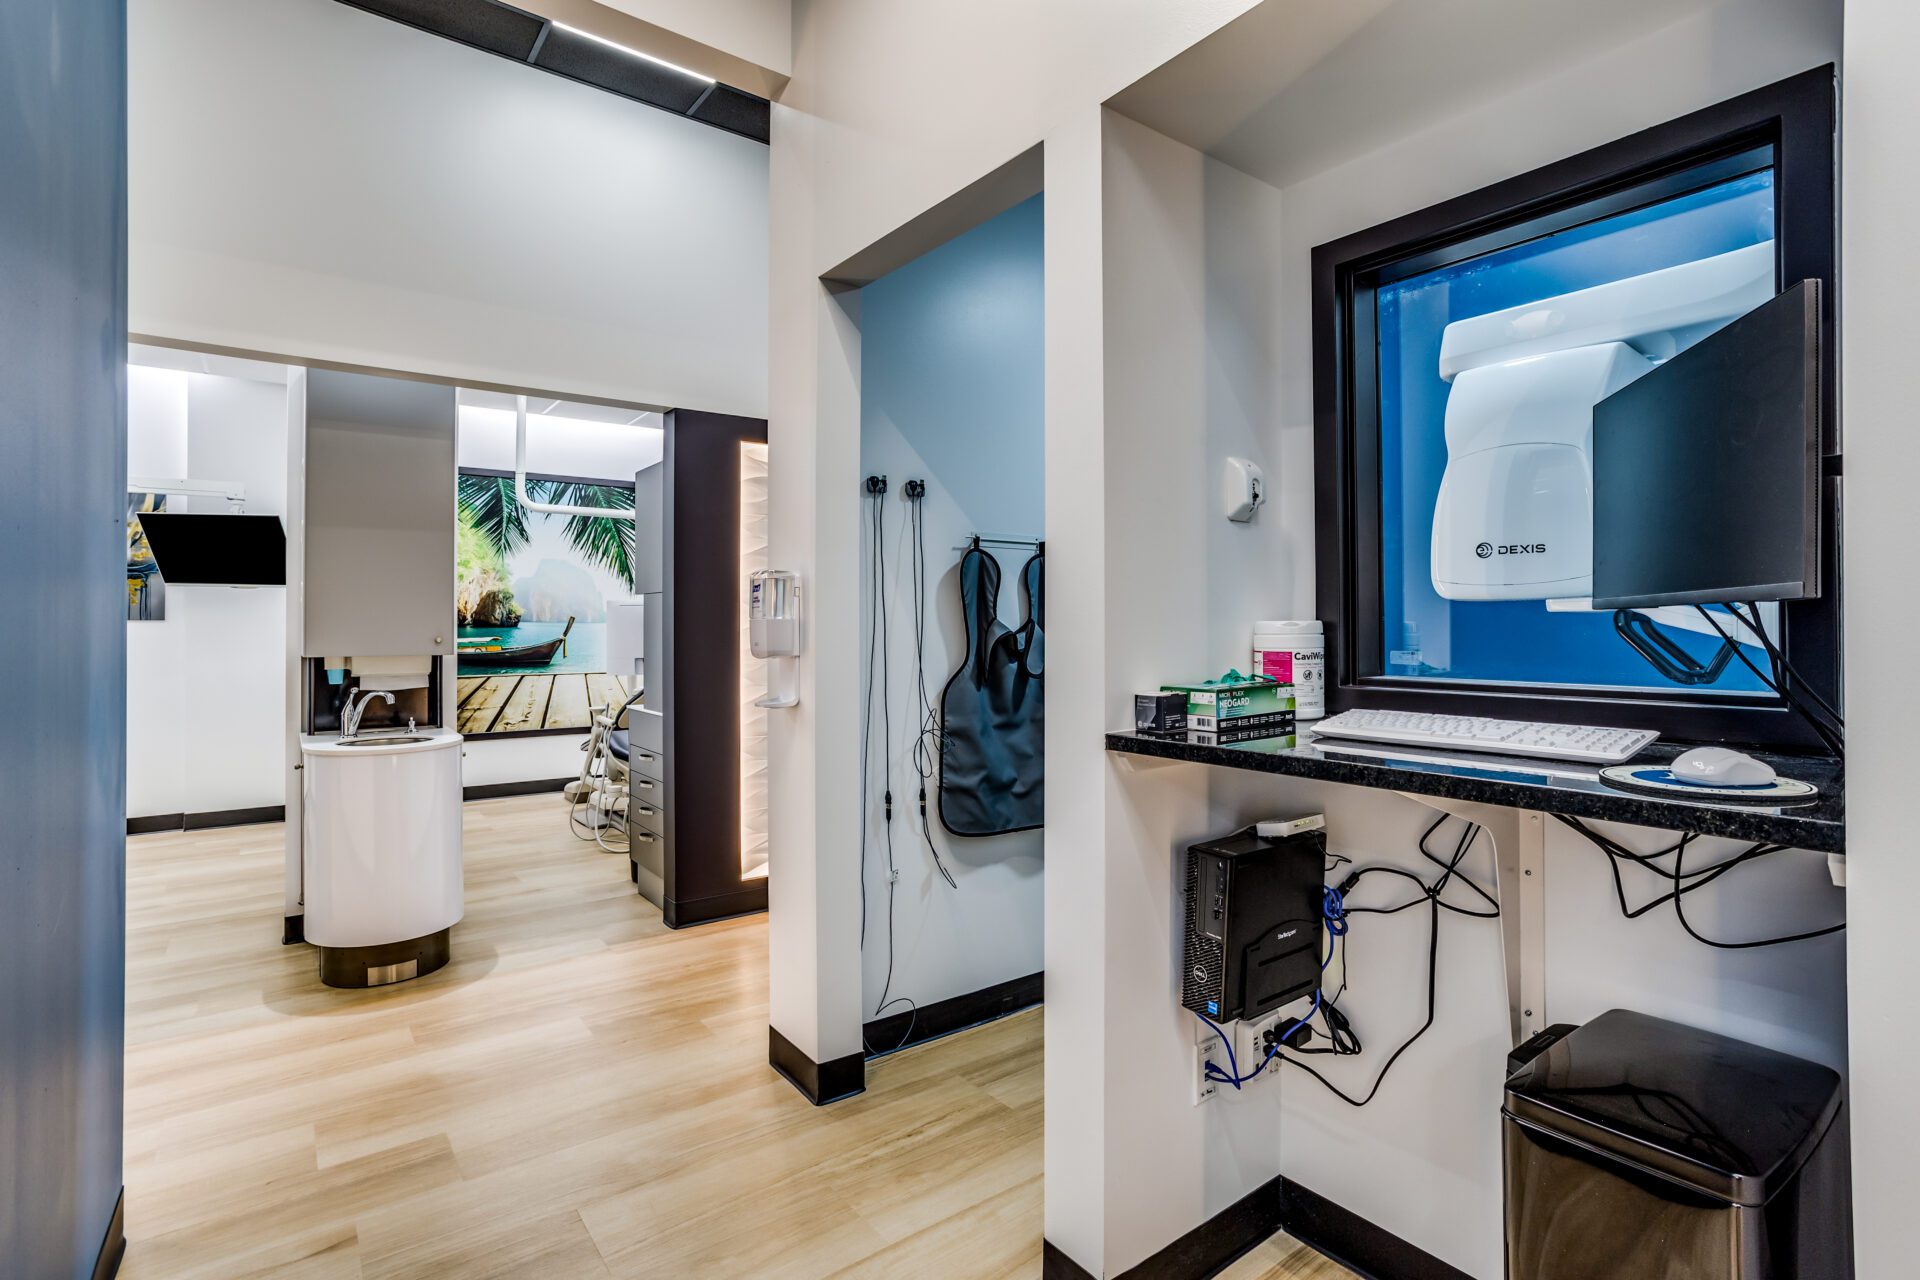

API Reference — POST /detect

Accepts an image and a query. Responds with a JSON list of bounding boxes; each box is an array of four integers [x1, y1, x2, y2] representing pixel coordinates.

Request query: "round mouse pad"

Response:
[[1598, 765, 1820, 805]]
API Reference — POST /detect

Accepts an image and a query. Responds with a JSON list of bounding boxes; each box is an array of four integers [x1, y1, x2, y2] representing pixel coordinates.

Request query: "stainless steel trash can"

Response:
[[1503, 1009, 1850, 1280]]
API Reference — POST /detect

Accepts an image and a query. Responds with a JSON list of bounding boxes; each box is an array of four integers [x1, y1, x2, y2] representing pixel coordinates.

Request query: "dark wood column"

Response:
[[659, 408, 769, 926]]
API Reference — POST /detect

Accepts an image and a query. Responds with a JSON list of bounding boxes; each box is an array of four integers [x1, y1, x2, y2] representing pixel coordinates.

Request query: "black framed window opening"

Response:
[[1310, 66, 1840, 752]]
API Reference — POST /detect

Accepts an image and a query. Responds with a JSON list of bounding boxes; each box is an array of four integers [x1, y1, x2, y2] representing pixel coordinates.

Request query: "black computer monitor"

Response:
[[135, 513, 287, 586], [1591, 280, 1822, 609]]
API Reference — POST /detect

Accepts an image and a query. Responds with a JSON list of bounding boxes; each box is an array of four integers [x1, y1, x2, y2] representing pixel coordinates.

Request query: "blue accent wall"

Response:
[[855, 194, 1045, 1012], [0, 1, 128, 1275], [861, 195, 1045, 535]]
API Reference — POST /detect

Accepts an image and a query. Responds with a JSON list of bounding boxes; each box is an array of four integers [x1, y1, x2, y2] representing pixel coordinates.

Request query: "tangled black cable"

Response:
[[1692, 604, 1844, 756], [1556, 814, 1843, 949], [904, 480, 957, 889], [1276, 815, 1496, 1107], [861, 476, 919, 1054]]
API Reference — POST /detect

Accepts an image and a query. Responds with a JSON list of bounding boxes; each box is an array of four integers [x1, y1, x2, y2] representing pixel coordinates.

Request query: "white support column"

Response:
[[283, 367, 307, 929], [1841, 0, 1920, 1268], [765, 98, 866, 1078], [1042, 103, 1112, 1274]]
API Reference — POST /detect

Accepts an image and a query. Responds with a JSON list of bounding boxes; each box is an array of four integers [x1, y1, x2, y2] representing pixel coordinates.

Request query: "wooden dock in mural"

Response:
[[456, 673, 630, 735]]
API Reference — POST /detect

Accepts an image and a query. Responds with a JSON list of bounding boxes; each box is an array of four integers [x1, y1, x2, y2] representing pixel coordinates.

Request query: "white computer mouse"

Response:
[[1670, 746, 1777, 787]]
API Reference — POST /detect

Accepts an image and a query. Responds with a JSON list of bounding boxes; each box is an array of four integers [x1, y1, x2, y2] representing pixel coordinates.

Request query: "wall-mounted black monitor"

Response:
[[1592, 280, 1821, 609], [135, 513, 287, 586]]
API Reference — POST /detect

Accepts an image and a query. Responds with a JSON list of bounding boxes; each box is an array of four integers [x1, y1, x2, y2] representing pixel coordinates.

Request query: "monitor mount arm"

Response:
[[1612, 609, 1737, 686]]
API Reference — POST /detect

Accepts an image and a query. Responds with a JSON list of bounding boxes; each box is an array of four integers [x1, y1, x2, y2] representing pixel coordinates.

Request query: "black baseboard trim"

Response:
[[462, 777, 574, 801], [1042, 1177, 1466, 1280], [1043, 1240, 1097, 1279], [768, 1025, 865, 1106], [864, 970, 1043, 1058], [185, 805, 285, 831], [282, 914, 305, 946], [1131, 1175, 1284, 1279], [664, 881, 768, 929], [1277, 1178, 1470, 1280], [92, 1186, 125, 1280], [129, 806, 285, 835]]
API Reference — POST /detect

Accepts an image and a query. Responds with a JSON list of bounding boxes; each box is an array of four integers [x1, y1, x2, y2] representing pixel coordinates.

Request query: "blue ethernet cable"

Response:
[[1193, 992, 1324, 1090]]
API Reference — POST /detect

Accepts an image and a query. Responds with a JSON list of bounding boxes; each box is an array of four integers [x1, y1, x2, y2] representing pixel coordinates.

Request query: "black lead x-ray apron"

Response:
[[938, 543, 1044, 836]]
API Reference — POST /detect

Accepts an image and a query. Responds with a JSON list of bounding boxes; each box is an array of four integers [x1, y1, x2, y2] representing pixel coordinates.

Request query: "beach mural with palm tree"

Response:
[[454, 469, 635, 735], [127, 491, 168, 620]]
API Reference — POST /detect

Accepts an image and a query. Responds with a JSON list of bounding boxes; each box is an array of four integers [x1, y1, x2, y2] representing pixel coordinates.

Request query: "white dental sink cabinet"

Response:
[[300, 728, 464, 987]]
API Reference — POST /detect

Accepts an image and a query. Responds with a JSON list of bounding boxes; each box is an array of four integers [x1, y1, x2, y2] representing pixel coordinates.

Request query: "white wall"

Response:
[[127, 365, 291, 819], [761, 2, 1282, 1271], [597, 0, 791, 77], [186, 375, 293, 814], [126, 368, 189, 819], [773, 1, 1858, 1275], [766, 0, 1262, 1101], [1094, 1, 1849, 1274], [1040, 108, 1114, 1268], [129, 0, 769, 417], [854, 439, 1047, 1018], [1839, 0, 1920, 1274], [129, 379, 663, 813], [855, 221, 1047, 1018], [1085, 111, 1265, 1272], [1208, 770, 1844, 1276]]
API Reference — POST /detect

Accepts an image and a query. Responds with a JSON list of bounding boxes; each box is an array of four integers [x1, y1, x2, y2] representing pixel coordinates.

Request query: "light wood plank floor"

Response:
[[455, 673, 628, 734], [123, 794, 1346, 1279]]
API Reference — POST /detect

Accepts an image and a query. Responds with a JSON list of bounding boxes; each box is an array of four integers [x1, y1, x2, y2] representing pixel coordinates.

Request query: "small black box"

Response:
[[1135, 692, 1187, 734], [1182, 827, 1325, 1023]]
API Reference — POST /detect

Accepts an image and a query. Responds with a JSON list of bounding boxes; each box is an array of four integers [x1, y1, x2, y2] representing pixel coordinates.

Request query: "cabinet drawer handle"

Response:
[[633, 805, 656, 817], [632, 832, 658, 843], [633, 779, 656, 789]]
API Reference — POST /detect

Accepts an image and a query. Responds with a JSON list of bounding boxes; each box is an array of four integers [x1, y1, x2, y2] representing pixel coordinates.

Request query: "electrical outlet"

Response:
[[1232, 1012, 1277, 1084], [1235, 1000, 1313, 1082], [1194, 1037, 1225, 1105]]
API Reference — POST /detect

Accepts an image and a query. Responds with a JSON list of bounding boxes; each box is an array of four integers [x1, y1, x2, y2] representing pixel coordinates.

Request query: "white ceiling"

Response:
[[1107, 0, 1733, 189], [456, 387, 660, 428]]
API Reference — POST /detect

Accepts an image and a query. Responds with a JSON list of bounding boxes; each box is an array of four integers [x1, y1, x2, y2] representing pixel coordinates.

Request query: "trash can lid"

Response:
[[1503, 1009, 1842, 1207]]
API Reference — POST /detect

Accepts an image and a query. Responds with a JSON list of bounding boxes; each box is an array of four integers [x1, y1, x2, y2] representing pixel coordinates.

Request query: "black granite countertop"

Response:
[[1105, 731, 1844, 853]]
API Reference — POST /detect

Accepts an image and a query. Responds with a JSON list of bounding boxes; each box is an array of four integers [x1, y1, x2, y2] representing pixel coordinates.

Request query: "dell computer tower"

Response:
[[1182, 827, 1326, 1023]]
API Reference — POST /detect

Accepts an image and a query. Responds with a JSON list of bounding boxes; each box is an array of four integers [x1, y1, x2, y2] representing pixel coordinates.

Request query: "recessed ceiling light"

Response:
[[550, 22, 715, 84]]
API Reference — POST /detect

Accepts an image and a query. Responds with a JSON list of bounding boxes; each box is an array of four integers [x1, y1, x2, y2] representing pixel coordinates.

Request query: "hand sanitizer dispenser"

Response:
[[750, 569, 802, 708]]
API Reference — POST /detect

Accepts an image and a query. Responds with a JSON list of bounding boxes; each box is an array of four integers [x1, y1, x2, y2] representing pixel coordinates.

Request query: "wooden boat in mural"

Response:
[[457, 616, 575, 669]]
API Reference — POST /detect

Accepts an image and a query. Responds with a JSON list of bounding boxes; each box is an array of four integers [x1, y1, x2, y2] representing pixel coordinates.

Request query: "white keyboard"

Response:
[[1307, 709, 1659, 765]]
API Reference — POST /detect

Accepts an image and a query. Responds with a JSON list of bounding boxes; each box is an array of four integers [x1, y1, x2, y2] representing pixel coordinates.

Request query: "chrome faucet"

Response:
[[341, 688, 396, 740]]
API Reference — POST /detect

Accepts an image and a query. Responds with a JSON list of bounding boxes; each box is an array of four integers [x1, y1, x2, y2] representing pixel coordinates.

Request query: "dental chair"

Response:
[[566, 682, 666, 906]]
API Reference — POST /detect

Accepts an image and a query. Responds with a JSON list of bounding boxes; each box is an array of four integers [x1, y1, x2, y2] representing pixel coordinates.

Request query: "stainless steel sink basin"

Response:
[[337, 735, 433, 747]]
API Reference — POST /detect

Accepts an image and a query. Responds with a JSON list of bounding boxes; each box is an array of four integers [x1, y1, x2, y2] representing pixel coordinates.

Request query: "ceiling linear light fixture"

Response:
[[549, 21, 714, 83]]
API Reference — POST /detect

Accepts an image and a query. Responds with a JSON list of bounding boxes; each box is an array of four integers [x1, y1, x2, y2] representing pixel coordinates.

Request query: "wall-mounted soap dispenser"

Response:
[[750, 568, 802, 708], [1225, 457, 1266, 523]]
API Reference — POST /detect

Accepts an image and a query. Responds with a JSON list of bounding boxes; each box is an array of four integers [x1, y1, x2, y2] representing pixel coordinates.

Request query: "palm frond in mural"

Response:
[[457, 471, 634, 586], [538, 480, 635, 587], [457, 472, 532, 561]]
